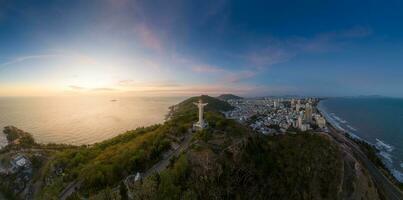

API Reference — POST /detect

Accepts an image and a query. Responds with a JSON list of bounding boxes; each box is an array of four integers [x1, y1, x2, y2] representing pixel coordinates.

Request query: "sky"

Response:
[[1, 0, 403, 97]]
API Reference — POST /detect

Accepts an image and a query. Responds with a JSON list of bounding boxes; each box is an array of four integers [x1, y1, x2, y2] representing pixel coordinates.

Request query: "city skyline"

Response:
[[1, 0, 403, 97]]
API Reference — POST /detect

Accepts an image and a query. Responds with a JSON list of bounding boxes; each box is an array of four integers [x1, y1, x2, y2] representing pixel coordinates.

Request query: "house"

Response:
[[11, 155, 31, 170]]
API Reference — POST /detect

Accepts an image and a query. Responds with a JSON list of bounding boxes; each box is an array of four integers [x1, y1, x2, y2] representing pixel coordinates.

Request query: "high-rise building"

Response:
[[304, 103, 313, 123], [316, 116, 326, 129], [273, 99, 279, 108], [296, 100, 301, 111], [298, 111, 304, 129]]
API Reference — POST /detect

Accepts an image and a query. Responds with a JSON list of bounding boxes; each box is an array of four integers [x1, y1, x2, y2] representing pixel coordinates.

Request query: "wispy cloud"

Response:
[[125, 84, 257, 96], [223, 70, 256, 83], [0, 54, 61, 67], [118, 80, 181, 88], [191, 65, 224, 73], [190, 62, 256, 83], [68, 85, 118, 93], [246, 47, 293, 68], [91, 87, 117, 92], [69, 85, 85, 90], [0, 53, 98, 68], [243, 26, 372, 68], [134, 23, 163, 52]]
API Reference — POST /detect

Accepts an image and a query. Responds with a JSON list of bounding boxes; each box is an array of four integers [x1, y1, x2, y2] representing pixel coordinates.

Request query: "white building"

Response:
[[316, 116, 326, 129], [304, 103, 313, 123], [296, 100, 301, 111]]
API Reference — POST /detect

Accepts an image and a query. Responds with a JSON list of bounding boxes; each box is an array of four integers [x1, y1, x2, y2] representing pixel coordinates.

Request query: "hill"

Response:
[[130, 133, 345, 200], [38, 95, 236, 198], [15, 95, 383, 199], [174, 95, 234, 114], [216, 94, 243, 101]]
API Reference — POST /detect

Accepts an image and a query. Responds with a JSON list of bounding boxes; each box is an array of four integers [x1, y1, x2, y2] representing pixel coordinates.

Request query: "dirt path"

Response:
[[142, 131, 193, 178], [63, 131, 194, 200], [59, 180, 83, 200]]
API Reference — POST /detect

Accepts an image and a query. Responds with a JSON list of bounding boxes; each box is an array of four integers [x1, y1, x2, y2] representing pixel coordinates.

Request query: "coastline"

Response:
[[317, 100, 362, 140], [317, 99, 403, 184]]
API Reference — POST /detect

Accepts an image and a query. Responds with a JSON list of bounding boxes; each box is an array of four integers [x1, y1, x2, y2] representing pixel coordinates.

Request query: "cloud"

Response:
[[0, 53, 99, 71], [189, 61, 257, 83], [246, 47, 293, 68], [223, 70, 256, 83], [68, 85, 117, 93], [0, 54, 61, 67], [118, 80, 181, 88], [134, 23, 163, 52], [243, 26, 372, 68], [320, 26, 372, 40], [191, 65, 224, 73], [91, 87, 117, 92], [125, 84, 257, 96], [69, 85, 85, 90]]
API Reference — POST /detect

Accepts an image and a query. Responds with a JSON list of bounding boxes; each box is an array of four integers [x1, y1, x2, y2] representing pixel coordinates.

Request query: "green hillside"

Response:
[[38, 95, 343, 199], [131, 133, 342, 200], [173, 95, 234, 116], [216, 94, 243, 101], [39, 95, 236, 198]]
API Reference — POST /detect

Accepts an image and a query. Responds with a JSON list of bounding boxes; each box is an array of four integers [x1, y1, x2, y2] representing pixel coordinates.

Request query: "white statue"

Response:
[[193, 99, 208, 129]]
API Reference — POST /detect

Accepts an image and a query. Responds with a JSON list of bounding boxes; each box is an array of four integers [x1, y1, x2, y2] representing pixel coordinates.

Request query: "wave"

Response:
[[330, 113, 348, 124], [374, 139, 403, 182], [318, 101, 403, 183], [379, 151, 393, 164], [346, 125, 357, 132], [317, 108, 346, 132], [391, 169, 403, 183], [375, 138, 394, 152], [322, 110, 363, 140]]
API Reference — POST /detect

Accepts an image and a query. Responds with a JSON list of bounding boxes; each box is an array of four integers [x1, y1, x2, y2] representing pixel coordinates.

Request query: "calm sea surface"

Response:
[[318, 97, 403, 182], [0, 96, 185, 146]]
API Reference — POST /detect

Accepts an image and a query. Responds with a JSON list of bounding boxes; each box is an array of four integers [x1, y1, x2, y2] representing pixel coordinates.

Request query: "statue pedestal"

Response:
[[192, 121, 208, 131]]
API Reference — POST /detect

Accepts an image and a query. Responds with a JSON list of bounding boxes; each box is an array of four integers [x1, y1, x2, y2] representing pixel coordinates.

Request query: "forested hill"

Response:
[[38, 95, 238, 198], [216, 94, 243, 101], [36, 95, 380, 199], [173, 95, 234, 115]]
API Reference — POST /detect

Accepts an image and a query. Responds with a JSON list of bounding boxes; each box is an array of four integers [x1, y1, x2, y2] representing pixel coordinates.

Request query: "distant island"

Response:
[[0, 94, 402, 200]]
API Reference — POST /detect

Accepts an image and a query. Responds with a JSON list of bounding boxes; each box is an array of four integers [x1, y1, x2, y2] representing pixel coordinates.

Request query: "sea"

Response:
[[318, 97, 403, 183], [0, 96, 185, 147]]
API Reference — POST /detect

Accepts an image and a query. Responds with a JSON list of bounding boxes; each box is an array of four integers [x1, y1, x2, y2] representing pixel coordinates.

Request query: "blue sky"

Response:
[[1, 0, 403, 97]]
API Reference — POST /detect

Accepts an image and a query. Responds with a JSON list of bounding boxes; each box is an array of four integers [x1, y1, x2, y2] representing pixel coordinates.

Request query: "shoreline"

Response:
[[317, 99, 403, 184], [317, 100, 364, 141]]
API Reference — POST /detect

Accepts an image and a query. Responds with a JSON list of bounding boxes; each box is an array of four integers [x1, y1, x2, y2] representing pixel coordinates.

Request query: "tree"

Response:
[[120, 181, 128, 200]]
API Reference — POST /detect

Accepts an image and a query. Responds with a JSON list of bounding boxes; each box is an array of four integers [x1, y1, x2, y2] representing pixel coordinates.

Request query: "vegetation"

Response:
[[40, 95, 235, 198], [345, 133, 403, 190], [40, 125, 170, 196], [216, 94, 243, 101], [11, 95, 349, 199], [132, 133, 343, 200], [3, 126, 36, 148]]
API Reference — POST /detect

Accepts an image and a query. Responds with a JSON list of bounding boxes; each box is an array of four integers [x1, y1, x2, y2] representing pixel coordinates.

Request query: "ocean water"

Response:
[[318, 97, 403, 182], [0, 96, 185, 146]]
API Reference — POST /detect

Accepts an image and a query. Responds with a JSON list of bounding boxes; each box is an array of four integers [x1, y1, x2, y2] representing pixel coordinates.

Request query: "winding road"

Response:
[[327, 126, 403, 200], [61, 130, 194, 200]]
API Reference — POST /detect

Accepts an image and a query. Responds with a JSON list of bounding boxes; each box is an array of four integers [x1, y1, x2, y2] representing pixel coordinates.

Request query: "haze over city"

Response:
[[1, 0, 403, 97]]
